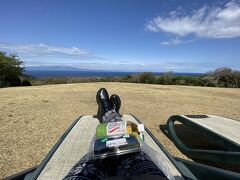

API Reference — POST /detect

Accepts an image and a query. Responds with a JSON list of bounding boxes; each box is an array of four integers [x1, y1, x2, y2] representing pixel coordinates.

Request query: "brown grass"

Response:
[[0, 82, 240, 178]]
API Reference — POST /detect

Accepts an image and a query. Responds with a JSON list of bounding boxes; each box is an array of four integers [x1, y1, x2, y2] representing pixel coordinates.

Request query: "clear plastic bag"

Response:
[[87, 121, 178, 180], [87, 135, 141, 160]]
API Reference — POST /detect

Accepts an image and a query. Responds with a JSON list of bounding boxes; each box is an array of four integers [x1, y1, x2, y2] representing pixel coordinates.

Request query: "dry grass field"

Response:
[[0, 82, 240, 178]]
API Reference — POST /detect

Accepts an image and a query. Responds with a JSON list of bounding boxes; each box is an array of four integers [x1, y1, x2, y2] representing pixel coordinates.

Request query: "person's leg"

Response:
[[102, 109, 122, 123], [64, 88, 122, 179], [96, 88, 112, 122], [110, 94, 121, 115], [96, 89, 165, 177], [116, 153, 166, 177], [63, 155, 108, 180], [96, 88, 122, 123]]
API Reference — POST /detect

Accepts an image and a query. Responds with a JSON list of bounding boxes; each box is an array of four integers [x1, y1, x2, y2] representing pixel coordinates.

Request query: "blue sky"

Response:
[[0, 0, 240, 72]]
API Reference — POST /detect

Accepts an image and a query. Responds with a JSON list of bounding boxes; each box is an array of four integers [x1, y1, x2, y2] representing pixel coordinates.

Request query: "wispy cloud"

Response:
[[160, 38, 196, 46], [0, 43, 90, 58], [146, 1, 240, 40], [160, 39, 183, 46], [0, 43, 236, 72], [24, 61, 223, 73]]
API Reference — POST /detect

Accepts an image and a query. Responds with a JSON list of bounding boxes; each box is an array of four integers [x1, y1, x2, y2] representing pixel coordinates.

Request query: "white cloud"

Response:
[[0, 43, 90, 57], [1, 43, 236, 72], [160, 38, 196, 45], [25, 61, 218, 73], [161, 38, 183, 45], [92, 61, 223, 73], [146, 1, 240, 39]]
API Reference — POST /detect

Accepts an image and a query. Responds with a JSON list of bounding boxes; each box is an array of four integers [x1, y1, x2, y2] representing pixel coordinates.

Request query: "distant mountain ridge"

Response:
[[25, 66, 85, 71], [25, 69, 202, 78]]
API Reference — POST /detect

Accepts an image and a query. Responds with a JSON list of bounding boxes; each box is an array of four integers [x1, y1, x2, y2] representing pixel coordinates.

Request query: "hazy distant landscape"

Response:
[[1, 82, 240, 178], [25, 69, 202, 78]]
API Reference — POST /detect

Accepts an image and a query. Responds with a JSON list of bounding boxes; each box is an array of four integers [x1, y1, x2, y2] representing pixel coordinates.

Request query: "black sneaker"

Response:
[[110, 94, 121, 115], [96, 88, 112, 122]]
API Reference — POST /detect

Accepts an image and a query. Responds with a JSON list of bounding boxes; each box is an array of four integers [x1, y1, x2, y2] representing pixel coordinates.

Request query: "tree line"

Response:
[[1, 51, 239, 88], [121, 69, 240, 88], [26, 67, 240, 88]]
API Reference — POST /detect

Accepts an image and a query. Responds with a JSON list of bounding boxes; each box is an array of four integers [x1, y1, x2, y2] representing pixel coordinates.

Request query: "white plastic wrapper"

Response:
[[107, 121, 126, 136]]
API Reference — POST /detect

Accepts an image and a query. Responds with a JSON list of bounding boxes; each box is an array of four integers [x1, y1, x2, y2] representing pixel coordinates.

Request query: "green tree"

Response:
[[212, 68, 239, 87], [162, 71, 174, 85], [138, 72, 155, 83], [0, 51, 24, 87]]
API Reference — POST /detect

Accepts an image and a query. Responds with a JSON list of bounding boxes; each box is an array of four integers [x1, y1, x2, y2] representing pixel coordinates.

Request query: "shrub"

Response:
[[22, 79, 32, 86], [3, 75, 22, 87]]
